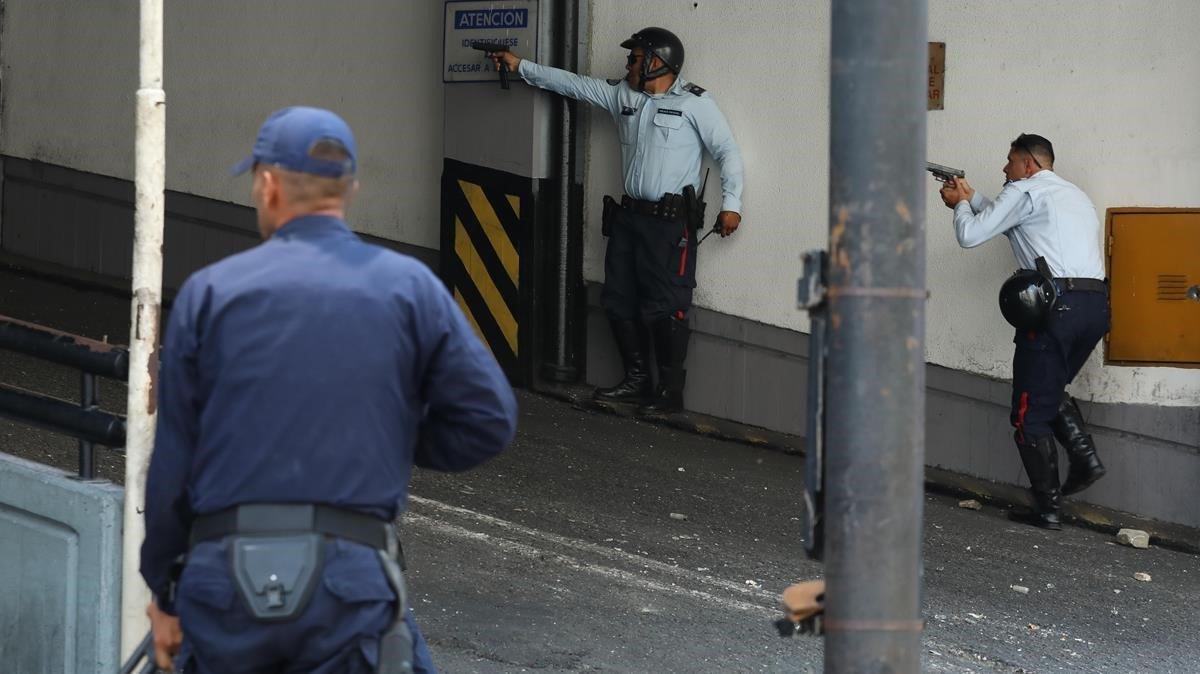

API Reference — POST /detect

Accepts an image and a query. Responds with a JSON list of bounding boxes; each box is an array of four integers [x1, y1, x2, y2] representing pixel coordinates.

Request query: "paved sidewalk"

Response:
[[3, 265, 1199, 672]]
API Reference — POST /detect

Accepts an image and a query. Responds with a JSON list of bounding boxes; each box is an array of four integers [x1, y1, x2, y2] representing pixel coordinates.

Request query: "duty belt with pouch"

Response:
[[620, 193, 689, 221], [601, 191, 702, 237], [601, 195, 620, 237], [682, 184, 706, 233], [190, 503, 414, 674]]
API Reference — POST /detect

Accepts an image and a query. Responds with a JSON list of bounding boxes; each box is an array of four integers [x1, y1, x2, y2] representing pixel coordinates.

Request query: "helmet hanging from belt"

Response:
[[998, 268, 1058, 330], [621, 27, 685, 92]]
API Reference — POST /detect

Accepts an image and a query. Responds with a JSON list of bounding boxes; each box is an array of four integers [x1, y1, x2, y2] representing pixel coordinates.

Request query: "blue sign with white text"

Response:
[[455, 8, 528, 29]]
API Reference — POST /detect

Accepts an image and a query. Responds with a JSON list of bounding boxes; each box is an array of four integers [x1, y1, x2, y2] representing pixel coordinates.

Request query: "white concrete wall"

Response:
[[582, 0, 1200, 406], [0, 1, 446, 248], [2, 1, 1195, 406]]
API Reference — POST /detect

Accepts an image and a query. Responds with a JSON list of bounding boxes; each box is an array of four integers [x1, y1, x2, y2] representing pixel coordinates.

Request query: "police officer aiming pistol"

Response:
[[140, 106, 518, 672], [939, 134, 1108, 530], [487, 27, 745, 415]]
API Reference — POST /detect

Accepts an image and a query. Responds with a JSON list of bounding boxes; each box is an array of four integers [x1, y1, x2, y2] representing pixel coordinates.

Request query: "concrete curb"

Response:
[[926, 467, 1200, 555], [533, 382, 804, 454], [533, 383, 1200, 554]]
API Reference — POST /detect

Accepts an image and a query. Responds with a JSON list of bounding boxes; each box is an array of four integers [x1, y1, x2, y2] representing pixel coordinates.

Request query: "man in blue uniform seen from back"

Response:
[[488, 27, 745, 415], [140, 106, 518, 672]]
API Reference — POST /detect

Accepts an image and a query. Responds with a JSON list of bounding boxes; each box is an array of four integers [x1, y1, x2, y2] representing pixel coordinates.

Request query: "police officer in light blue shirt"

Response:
[[940, 134, 1108, 531], [488, 27, 745, 415]]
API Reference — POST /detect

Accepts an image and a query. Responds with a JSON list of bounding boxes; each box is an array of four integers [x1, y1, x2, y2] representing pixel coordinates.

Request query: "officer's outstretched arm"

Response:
[[518, 60, 621, 115]]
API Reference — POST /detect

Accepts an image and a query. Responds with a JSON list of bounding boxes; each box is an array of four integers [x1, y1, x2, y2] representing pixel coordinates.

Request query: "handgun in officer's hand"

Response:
[[925, 161, 965, 184], [473, 43, 513, 90]]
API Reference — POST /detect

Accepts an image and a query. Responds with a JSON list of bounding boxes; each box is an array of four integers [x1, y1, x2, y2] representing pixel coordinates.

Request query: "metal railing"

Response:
[[0, 314, 128, 478]]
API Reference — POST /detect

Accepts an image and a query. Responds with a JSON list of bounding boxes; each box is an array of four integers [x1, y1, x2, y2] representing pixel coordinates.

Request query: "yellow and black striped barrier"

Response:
[[440, 159, 531, 381]]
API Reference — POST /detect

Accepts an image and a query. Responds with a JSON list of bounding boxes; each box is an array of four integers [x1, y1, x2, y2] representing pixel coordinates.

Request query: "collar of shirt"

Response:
[[639, 77, 689, 100], [274, 214, 353, 241]]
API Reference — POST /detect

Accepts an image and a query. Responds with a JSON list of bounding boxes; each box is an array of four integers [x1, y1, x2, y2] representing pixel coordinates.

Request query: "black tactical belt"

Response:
[[621, 194, 687, 220], [190, 503, 390, 550], [1055, 277, 1107, 293]]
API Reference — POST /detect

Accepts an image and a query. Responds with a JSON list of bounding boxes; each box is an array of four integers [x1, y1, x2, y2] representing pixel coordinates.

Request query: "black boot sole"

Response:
[[593, 393, 649, 404], [637, 404, 682, 416], [1007, 509, 1062, 531], [592, 385, 651, 404], [1062, 467, 1106, 496]]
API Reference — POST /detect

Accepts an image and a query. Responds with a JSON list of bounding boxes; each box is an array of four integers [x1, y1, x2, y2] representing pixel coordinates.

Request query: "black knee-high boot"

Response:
[[1051, 394, 1106, 495], [639, 317, 690, 415], [593, 318, 652, 403], [1009, 434, 1063, 530]]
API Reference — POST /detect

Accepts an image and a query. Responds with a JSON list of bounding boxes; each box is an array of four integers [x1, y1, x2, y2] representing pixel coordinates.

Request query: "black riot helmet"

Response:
[[621, 27, 684, 90], [998, 269, 1058, 330]]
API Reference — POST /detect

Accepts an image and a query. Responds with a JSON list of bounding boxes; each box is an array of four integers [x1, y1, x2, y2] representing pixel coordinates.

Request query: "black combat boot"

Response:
[[1051, 394, 1106, 495], [593, 319, 652, 403], [1009, 434, 1063, 530], [639, 317, 690, 416]]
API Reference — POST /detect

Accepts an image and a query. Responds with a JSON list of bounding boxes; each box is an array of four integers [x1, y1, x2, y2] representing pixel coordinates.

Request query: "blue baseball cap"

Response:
[[231, 106, 357, 178]]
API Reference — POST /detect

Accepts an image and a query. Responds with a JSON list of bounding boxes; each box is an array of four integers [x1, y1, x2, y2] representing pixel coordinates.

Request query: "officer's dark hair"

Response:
[[1011, 133, 1054, 169], [275, 138, 356, 203]]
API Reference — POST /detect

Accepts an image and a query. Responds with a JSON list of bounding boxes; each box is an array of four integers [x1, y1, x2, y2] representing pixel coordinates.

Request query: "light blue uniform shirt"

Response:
[[518, 60, 745, 214], [953, 170, 1105, 279]]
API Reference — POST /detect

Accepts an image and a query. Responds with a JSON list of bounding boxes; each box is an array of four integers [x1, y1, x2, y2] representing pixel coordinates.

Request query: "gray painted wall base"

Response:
[[0, 451, 124, 674], [0, 156, 438, 293], [585, 283, 1200, 530]]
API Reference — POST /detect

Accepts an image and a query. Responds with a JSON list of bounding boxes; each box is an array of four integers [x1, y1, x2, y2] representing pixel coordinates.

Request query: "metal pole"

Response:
[[549, 0, 580, 382], [824, 1, 927, 672], [121, 0, 165, 659], [78, 372, 97, 479]]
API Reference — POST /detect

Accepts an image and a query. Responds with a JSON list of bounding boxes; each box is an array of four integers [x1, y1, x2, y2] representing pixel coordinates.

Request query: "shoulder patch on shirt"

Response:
[[607, 78, 622, 86], [683, 82, 706, 96], [656, 108, 683, 117]]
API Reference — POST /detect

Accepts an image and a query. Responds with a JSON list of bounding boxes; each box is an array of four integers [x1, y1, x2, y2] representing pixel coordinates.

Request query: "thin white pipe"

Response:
[[121, 0, 165, 660]]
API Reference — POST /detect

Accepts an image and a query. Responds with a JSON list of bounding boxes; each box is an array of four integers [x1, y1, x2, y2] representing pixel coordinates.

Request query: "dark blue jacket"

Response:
[[140, 215, 517, 604]]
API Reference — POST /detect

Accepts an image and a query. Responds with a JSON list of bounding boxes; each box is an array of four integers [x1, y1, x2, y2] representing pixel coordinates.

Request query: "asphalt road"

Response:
[[3, 266, 1198, 673]]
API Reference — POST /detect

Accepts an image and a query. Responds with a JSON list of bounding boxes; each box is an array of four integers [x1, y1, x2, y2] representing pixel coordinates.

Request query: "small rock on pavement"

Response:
[[669, 512, 688, 521], [958, 499, 983, 510], [1117, 528, 1151, 549], [1011, 585, 1030, 594], [1134, 572, 1152, 582]]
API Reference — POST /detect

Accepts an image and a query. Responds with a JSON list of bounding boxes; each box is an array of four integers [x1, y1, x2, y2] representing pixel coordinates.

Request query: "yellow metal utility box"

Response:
[[1105, 208, 1200, 366]]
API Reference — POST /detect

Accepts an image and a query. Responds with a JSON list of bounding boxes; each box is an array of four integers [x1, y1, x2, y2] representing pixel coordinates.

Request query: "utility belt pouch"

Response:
[[230, 533, 324, 622], [682, 184, 706, 232], [601, 195, 619, 237], [376, 533, 415, 674], [1034, 256, 1062, 296]]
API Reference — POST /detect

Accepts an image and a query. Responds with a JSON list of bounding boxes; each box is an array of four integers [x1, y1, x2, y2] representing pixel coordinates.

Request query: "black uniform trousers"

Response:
[[1010, 288, 1110, 443], [601, 207, 697, 322]]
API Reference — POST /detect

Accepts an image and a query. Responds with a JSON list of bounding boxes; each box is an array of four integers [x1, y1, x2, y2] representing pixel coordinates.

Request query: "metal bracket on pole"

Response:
[[796, 249, 828, 562]]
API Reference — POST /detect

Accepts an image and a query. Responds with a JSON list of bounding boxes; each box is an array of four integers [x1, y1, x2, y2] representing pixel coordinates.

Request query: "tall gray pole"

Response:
[[824, 1, 927, 671], [121, 0, 165, 659]]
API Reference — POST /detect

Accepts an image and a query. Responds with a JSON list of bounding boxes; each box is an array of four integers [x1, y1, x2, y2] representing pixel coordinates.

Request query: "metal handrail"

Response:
[[0, 314, 128, 478], [0, 314, 129, 379], [118, 630, 158, 674]]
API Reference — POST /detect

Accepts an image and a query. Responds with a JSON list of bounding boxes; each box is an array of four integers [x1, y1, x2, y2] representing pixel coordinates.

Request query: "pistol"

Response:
[[925, 161, 965, 184], [472, 43, 512, 90]]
